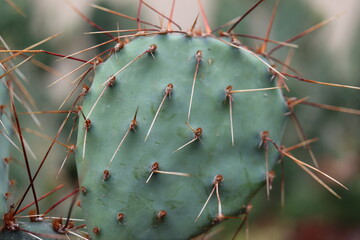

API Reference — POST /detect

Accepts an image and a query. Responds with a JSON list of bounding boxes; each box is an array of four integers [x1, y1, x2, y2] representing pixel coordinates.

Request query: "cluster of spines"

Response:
[[0, 41, 89, 240]]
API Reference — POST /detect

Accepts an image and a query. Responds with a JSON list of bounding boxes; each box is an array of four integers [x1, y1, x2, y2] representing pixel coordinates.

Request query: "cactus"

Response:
[[76, 33, 287, 239], [0, 220, 63, 240], [1, 1, 359, 239], [0, 64, 10, 227]]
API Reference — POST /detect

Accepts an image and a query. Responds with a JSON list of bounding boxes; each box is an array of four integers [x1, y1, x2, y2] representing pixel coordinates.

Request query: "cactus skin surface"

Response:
[[76, 33, 287, 239], [0, 221, 62, 240], [0, 64, 10, 227]]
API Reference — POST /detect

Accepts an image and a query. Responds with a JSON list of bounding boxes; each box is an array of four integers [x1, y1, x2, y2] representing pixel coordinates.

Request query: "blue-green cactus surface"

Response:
[[76, 33, 287, 239], [0, 64, 10, 227]]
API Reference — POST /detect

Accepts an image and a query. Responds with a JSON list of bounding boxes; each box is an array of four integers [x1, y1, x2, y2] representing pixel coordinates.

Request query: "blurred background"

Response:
[[1, 0, 359, 239]]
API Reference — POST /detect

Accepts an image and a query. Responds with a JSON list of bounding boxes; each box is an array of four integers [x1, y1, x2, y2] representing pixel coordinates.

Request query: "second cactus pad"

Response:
[[0, 64, 10, 227], [76, 33, 287, 239]]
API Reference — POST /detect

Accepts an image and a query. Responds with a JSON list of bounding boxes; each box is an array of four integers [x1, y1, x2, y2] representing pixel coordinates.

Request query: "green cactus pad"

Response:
[[0, 64, 10, 227], [76, 33, 287, 239], [0, 221, 66, 240]]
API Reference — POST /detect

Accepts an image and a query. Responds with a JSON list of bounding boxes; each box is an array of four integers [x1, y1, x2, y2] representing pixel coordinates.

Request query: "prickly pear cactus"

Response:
[[0, 64, 10, 227], [76, 33, 287, 239]]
